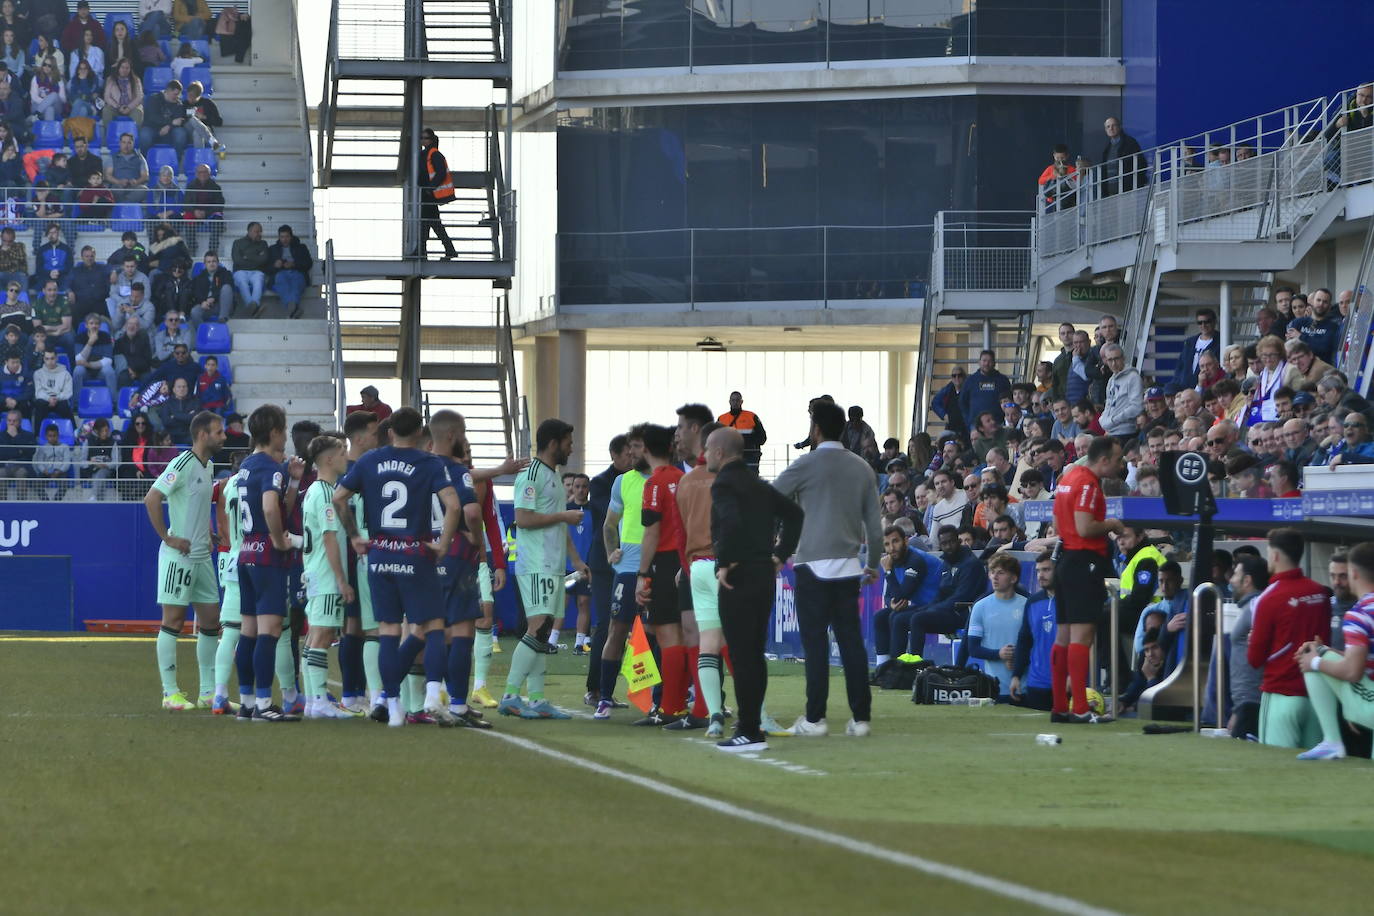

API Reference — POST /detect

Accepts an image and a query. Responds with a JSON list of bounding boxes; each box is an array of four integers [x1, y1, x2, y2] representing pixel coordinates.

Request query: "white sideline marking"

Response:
[[480, 728, 1124, 916]]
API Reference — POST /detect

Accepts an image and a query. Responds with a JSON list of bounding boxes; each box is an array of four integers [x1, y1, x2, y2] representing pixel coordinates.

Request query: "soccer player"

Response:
[[334, 407, 463, 727], [1247, 527, 1330, 748], [1294, 541, 1374, 760], [281, 420, 322, 715], [634, 423, 690, 726], [233, 404, 305, 722], [671, 404, 716, 724], [299, 434, 358, 719], [1050, 435, 1123, 724], [965, 554, 1028, 700], [1011, 552, 1058, 711], [499, 418, 588, 719], [675, 418, 725, 735], [595, 426, 650, 719], [143, 409, 226, 710], [565, 472, 594, 654], [428, 410, 490, 728], [210, 455, 247, 714], [338, 410, 380, 713]]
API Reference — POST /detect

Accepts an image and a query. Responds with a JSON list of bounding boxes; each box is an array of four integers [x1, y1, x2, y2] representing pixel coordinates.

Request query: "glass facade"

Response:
[[557, 95, 1113, 305], [557, 0, 1115, 72]]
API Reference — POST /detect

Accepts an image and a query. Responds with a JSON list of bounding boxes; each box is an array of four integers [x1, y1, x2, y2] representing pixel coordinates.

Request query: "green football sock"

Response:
[[405, 670, 425, 713], [275, 625, 296, 700], [1303, 666, 1345, 746], [304, 648, 329, 699], [196, 631, 217, 698], [503, 638, 538, 697], [156, 626, 180, 694], [698, 653, 723, 717], [472, 627, 493, 689], [527, 651, 548, 703], [363, 636, 382, 693], [214, 624, 240, 694]]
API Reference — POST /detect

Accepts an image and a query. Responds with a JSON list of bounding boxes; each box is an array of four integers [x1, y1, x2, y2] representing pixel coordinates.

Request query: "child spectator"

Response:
[[197, 354, 230, 412], [107, 232, 149, 273], [45, 152, 73, 197], [24, 327, 49, 372], [28, 183, 65, 252], [33, 420, 73, 498], [170, 40, 203, 84], [966, 554, 1028, 699], [0, 321, 24, 362], [76, 169, 114, 223]]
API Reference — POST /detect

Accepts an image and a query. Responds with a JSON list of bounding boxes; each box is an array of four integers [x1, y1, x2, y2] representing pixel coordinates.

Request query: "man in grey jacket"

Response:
[[1100, 343, 1143, 441], [772, 400, 883, 737]]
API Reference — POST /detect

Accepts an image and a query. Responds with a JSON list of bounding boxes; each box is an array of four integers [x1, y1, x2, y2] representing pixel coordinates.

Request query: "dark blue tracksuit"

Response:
[[905, 545, 990, 655], [872, 549, 944, 658]]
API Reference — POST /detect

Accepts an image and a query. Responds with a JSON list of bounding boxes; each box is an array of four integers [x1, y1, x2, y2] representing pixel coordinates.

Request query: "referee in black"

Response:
[[707, 427, 804, 753]]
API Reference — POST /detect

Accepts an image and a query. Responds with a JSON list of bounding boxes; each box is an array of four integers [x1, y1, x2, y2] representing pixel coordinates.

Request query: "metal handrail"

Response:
[[325, 239, 345, 429], [1120, 178, 1158, 369], [318, 0, 341, 186], [1191, 581, 1221, 733]]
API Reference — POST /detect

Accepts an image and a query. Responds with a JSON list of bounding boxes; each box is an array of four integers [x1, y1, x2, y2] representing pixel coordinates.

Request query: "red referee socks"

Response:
[[1068, 643, 1091, 715], [1050, 643, 1069, 715], [661, 645, 690, 716]]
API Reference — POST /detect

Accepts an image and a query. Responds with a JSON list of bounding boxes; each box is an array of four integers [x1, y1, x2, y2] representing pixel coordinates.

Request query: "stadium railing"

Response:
[[0, 452, 249, 501]]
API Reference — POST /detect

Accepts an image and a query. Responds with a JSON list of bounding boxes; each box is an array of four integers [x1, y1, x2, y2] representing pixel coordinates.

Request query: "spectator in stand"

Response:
[[101, 57, 142, 125], [230, 221, 269, 316], [1, 350, 30, 414], [71, 310, 114, 392], [1172, 309, 1220, 391], [1253, 306, 1279, 341], [1010, 553, 1057, 710], [80, 416, 120, 495], [151, 309, 191, 361], [981, 445, 1015, 487], [1287, 287, 1341, 364], [1328, 413, 1374, 467], [69, 25, 104, 79], [965, 554, 1027, 699], [1088, 315, 1120, 404], [139, 79, 190, 156], [68, 55, 101, 120], [969, 410, 1010, 463], [105, 131, 148, 202], [116, 412, 155, 479], [0, 405, 35, 491], [32, 279, 72, 357], [196, 354, 230, 413], [106, 253, 149, 317], [1282, 417, 1318, 466], [926, 467, 970, 533], [23, 327, 49, 372], [1072, 398, 1106, 438], [135, 29, 167, 74], [108, 280, 152, 330], [145, 222, 190, 281], [928, 366, 967, 446], [153, 339, 198, 393], [1049, 397, 1079, 441], [67, 135, 103, 191], [0, 28, 23, 77], [145, 428, 178, 474], [76, 164, 113, 220], [113, 314, 152, 386], [905, 524, 989, 658], [266, 224, 311, 318], [33, 420, 73, 498], [1064, 330, 1097, 407], [29, 58, 65, 122], [32, 31, 64, 76], [1100, 343, 1143, 443], [157, 375, 196, 442], [188, 250, 232, 324], [68, 246, 107, 316], [1273, 286, 1296, 325], [959, 350, 1011, 438], [1100, 116, 1145, 194], [62, 2, 105, 53], [27, 184, 66, 255], [880, 488, 920, 531], [0, 318, 22, 359], [140, 1, 175, 40], [1037, 144, 1076, 210], [147, 165, 184, 224], [1284, 339, 1333, 392], [182, 162, 223, 255], [107, 20, 136, 74], [173, 0, 213, 39], [0, 78, 23, 141], [346, 384, 392, 421], [31, 346, 71, 424], [872, 526, 943, 667], [1268, 459, 1301, 498], [1049, 322, 1075, 401], [31, 223, 73, 294], [0, 226, 26, 291], [1226, 454, 1271, 498], [151, 259, 191, 321], [184, 81, 223, 152], [841, 404, 878, 464]]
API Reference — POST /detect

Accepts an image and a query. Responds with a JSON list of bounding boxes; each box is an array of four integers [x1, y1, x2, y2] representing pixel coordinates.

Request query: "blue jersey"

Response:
[[433, 456, 479, 580], [340, 445, 452, 557], [566, 502, 593, 573], [238, 451, 289, 568], [1023, 590, 1057, 690], [968, 592, 1026, 696]]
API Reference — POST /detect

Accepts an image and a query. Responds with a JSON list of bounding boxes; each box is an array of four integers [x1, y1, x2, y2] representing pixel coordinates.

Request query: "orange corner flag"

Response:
[[619, 616, 661, 712]]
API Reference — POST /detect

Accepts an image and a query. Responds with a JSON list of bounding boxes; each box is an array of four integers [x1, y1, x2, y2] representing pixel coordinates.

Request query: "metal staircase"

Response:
[[317, 0, 520, 459]]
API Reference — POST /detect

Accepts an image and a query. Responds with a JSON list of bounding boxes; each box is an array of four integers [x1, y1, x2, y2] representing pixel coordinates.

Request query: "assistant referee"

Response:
[[1050, 436, 1124, 724]]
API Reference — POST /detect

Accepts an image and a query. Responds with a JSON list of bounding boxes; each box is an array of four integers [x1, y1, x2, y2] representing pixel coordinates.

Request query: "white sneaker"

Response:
[[787, 715, 828, 737], [304, 700, 328, 719], [322, 702, 357, 719], [845, 719, 871, 737], [387, 698, 404, 728]]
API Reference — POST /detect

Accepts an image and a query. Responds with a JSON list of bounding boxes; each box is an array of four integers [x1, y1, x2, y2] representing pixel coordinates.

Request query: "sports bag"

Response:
[[870, 658, 932, 690], [911, 665, 1000, 705]]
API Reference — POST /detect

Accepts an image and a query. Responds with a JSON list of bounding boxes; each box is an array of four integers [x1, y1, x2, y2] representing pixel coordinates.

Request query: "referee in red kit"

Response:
[[1050, 436, 1124, 724]]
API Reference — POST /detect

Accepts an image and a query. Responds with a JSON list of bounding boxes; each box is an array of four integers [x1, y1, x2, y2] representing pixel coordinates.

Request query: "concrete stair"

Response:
[[227, 320, 337, 436]]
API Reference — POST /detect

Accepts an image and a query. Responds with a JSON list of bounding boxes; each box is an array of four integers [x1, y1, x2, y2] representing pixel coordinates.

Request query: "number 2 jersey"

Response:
[[339, 445, 452, 559]]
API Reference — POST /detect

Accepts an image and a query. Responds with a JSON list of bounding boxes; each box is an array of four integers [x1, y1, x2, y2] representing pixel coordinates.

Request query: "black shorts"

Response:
[[1054, 549, 1108, 625], [609, 571, 640, 624], [646, 552, 681, 627]]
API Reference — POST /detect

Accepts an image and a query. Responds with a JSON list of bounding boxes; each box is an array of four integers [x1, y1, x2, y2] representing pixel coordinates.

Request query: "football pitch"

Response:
[[2, 635, 1371, 915]]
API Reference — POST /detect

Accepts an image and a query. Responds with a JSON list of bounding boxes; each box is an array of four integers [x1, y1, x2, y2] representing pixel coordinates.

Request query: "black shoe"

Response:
[[1067, 711, 1114, 725], [369, 703, 389, 724], [235, 704, 254, 722], [453, 709, 493, 729], [533, 640, 559, 655], [253, 704, 300, 723], [1050, 712, 1074, 724], [721, 705, 733, 720], [716, 732, 768, 753], [608, 696, 629, 709], [663, 714, 707, 731], [631, 707, 675, 726]]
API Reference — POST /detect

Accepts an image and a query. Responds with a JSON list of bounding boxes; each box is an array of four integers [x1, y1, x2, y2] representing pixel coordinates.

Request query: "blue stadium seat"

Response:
[[144, 66, 173, 94], [104, 117, 138, 151], [117, 385, 139, 417], [39, 418, 75, 445], [186, 39, 212, 59], [200, 354, 232, 384], [196, 322, 232, 355], [182, 66, 212, 96], [78, 386, 114, 419], [32, 120, 64, 150], [111, 203, 144, 234], [56, 352, 70, 371], [182, 147, 217, 177], [146, 145, 179, 178], [190, 261, 205, 278], [105, 12, 137, 38]]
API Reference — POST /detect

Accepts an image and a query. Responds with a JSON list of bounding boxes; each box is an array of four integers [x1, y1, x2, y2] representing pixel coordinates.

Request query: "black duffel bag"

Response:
[[912, 665, 1000, 705]]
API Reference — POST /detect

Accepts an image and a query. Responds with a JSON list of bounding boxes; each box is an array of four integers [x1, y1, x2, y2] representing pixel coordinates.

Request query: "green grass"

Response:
[[3, 633, 1373, 915]]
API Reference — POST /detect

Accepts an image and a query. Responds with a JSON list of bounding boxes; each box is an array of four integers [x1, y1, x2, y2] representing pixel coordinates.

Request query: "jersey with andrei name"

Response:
[[339, 445, 452, 557]]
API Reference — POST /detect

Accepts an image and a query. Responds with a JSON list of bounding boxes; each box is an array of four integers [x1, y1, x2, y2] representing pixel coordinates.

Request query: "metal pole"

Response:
[[1191, 582, 1220, 732], [1219, 279, 1231, 352], [1108, 585, 1120, 714]]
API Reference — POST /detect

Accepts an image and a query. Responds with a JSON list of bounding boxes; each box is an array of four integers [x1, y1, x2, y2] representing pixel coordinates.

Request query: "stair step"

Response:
[[233, 363, 336, 384], [235, 381, 337, 400]]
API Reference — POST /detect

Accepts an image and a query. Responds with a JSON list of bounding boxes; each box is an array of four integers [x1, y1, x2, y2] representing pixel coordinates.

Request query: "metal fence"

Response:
[[930, 211, 1035, 293]]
